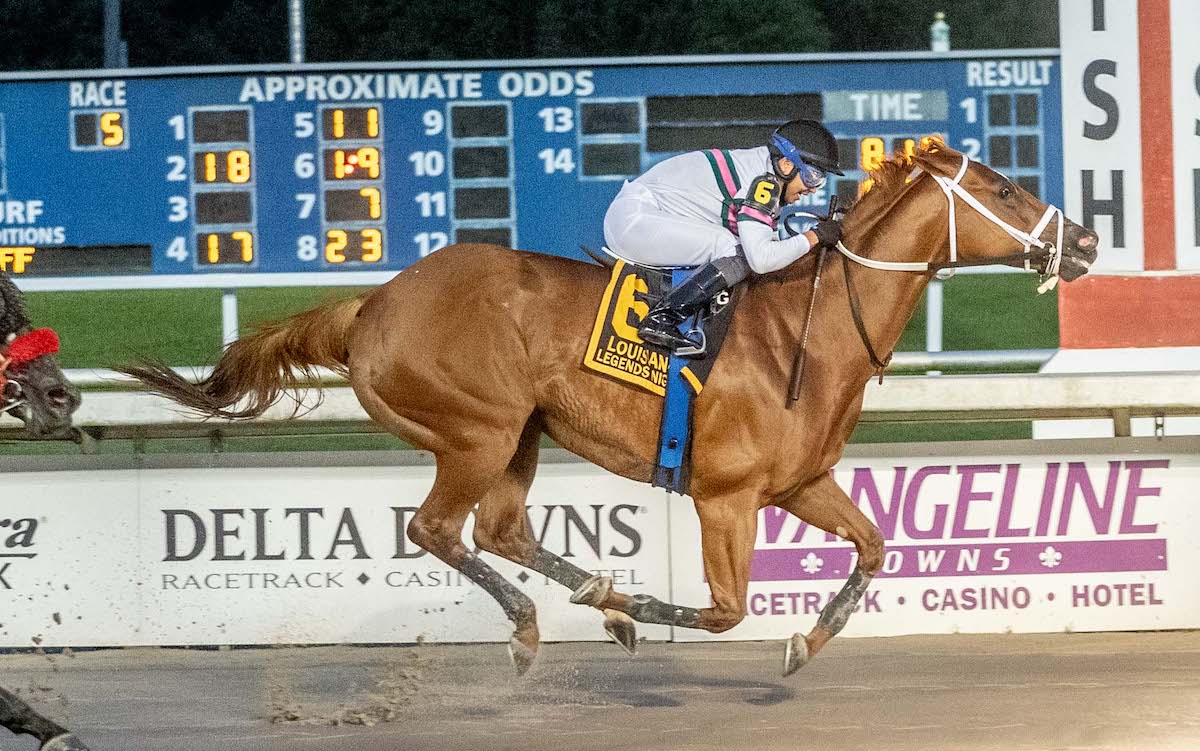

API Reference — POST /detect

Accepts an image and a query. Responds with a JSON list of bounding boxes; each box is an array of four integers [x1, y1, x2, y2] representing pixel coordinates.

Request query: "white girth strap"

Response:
[[837, 154, 1065, 293]]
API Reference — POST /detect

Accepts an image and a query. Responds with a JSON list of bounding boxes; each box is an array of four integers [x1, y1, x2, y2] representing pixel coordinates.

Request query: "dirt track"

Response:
[[3, 632, 1199, 751]]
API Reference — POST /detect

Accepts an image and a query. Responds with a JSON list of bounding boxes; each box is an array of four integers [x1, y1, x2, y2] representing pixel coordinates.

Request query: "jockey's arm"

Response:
[[735, 173, 830, 274], [735, 216, 816, 274]]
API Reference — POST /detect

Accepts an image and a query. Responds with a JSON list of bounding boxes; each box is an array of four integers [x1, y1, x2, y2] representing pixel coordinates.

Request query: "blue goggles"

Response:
[[770, 133, 827, 190], [797, 160, 827, 190]]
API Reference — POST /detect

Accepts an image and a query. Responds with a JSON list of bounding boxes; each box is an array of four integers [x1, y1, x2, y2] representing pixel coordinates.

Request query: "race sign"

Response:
[[1060, 0, 1200, 271], [0, 51, 1062, 290]]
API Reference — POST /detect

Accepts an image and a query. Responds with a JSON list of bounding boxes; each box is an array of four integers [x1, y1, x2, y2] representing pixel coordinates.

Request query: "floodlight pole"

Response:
[[290, 0, 306, 64], [103, 0, 127, 68]]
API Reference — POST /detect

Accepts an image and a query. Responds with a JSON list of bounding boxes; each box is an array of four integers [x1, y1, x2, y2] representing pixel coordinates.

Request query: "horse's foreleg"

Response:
[[0, 686, 87, 749], [537, 493, 761, 635], [409, 467, 540, 676], [690, 495, 760, 633], [540, 495, 760, 637], [774, 473, 884, 676]]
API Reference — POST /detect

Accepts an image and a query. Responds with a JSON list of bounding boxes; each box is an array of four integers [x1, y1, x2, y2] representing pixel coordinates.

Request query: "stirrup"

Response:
[[638, 324, 706, 359], [674, 328, 706, 358]]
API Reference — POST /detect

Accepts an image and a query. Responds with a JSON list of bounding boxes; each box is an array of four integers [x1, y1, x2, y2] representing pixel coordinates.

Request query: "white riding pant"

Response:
[[603, 181, 739, 267]]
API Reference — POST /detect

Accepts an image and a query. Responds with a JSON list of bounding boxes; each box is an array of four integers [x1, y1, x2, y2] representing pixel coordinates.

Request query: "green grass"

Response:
[[25, 288, 225, 369], [22, 286, 370, 370], [13, 273, 1057, 453], [850, 420, 1032, 444], [894, 273, 1060, 353]]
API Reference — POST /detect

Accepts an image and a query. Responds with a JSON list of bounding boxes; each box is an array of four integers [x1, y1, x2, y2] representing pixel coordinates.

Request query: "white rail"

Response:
[[4, 371, 1198, 448]]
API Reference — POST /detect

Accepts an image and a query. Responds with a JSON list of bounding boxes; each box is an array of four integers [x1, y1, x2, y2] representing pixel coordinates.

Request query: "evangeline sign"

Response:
[[672, 439, 1197, 642]]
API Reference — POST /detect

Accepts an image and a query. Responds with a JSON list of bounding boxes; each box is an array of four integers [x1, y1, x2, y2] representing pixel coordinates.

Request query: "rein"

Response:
[[0, 328, 61, 414]]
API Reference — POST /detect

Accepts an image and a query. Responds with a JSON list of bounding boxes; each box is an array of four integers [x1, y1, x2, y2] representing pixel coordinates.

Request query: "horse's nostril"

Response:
[[1076, 234, 1097, 250], [48, 386, 74, 406]]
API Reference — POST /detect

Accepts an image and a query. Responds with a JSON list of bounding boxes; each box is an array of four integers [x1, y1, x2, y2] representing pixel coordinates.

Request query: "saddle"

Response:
[[581, 249, 742, 494]]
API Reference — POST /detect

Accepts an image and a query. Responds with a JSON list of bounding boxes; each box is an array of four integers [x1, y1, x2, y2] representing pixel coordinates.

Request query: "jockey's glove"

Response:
[[812, 219, 842, 248]]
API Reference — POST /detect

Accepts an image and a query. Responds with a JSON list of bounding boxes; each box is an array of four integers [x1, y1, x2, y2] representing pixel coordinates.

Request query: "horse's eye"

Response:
[[999, 184, 1013, 199]]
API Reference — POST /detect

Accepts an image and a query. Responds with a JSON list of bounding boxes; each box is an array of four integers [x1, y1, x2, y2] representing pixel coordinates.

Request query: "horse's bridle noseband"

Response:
[[836, 153, 1066, 291], [789, 154, 1068, 402]]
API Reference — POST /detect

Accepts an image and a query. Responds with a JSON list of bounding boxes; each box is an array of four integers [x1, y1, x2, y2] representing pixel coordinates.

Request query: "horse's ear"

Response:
[[910, 136, 964, 178]]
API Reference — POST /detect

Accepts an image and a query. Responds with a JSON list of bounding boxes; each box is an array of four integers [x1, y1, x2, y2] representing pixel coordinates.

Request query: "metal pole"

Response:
[[222, 290, 240, 347], [289, 0, 306, 64], [925, 279, 944, 375], [103, 0, 122, 68]]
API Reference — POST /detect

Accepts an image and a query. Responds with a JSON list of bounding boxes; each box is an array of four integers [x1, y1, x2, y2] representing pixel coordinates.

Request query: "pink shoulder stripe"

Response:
[[708, 149, 739, 198]]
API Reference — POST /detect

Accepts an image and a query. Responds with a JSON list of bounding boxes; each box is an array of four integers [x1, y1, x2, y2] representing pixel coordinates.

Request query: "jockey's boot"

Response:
[[637, 255, 750, 357]]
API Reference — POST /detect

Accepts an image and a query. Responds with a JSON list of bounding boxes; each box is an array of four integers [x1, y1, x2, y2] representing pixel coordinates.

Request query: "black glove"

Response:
[[811, 219, 842, 248]]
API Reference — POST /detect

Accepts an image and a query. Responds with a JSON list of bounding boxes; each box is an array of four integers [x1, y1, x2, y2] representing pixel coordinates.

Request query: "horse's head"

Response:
[[0, 273, 81, 438], [911, 142, 1099, 282]]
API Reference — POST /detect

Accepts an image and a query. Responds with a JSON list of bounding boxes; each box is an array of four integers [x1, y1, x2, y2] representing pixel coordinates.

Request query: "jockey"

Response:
[[603, 118, 845, 354]]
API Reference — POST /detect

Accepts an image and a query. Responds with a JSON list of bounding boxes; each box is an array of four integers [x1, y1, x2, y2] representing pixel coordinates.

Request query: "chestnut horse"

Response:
[[1, 272, 88, 751], [120, 142, 1098, 676]]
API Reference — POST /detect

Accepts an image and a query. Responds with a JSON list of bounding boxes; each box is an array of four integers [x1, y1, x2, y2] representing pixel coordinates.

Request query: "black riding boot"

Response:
[[637, 255, 750, 357]]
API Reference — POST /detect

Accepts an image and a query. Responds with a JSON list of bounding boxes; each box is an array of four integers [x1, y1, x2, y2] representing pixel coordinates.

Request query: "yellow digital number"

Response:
[[357, 147, 380, 178], [359, 187, 382, 219], [361, 228, 382, 263], [332, 109, 345, 139], [753, 180, 774, 205], [859, 137, 886, 172], [100, 111, 124, 147], [205, 232, 253, 263], [367, 108, 379, 138], [204, 152, 218, 182], [325, 229, 348, 263], [334, 147, 380, 179], [233, 230, 254, 262], [229, 149, 251, 184]]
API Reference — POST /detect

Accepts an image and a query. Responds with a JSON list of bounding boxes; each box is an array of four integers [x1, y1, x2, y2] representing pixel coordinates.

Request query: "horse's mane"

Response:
[[845, 145, 931, 222]]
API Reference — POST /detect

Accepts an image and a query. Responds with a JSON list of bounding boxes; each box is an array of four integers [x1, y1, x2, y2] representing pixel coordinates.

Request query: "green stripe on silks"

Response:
[[706, 149, 744, 234], [720, 149, 742, 191], [703, 150, 734, 201]]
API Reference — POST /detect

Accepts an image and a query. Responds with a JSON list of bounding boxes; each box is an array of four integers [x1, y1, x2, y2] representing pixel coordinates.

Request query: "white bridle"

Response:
[[835, 154, 1065, 294]]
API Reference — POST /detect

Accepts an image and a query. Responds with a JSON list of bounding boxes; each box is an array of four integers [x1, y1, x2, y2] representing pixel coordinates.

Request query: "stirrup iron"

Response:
[[674, 328, 706, 358]]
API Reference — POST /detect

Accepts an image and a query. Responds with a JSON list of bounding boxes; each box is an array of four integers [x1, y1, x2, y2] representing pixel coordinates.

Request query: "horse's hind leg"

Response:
[[407, 459, 541, 675], [774, 473, 884, 676], [472, 419, 642, 654]]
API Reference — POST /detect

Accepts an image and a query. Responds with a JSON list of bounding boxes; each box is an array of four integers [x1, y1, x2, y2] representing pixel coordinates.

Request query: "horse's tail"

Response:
[[117, 294, 366, 420]]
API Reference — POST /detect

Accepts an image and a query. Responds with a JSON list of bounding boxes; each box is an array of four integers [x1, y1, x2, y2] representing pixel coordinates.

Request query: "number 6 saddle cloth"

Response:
[[582, 258, 741, 493]]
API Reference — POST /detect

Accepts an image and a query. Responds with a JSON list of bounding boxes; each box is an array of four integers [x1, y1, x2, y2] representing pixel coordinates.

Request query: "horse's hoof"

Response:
[[603, 609, 637, 656], [507, 632, 539, 676], [569, 575, 613, 607], [42, 734, 90, 751], [782, 633, 812, 677]]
